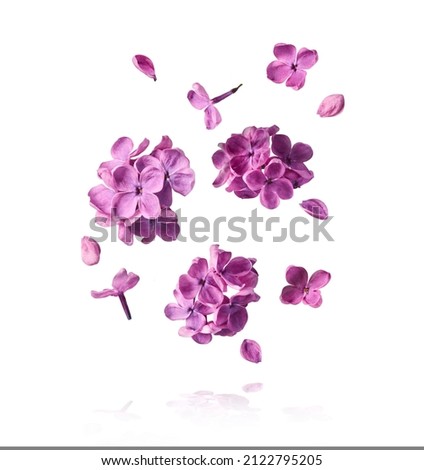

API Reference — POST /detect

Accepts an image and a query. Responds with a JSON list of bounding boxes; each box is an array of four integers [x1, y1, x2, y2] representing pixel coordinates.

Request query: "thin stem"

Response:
[[118, 293, 132, 320], [211, 83, 243, 104]]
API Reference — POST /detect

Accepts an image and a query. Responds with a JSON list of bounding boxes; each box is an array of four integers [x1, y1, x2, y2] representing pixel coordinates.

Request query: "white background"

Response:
[[1, 0, 423, 452]]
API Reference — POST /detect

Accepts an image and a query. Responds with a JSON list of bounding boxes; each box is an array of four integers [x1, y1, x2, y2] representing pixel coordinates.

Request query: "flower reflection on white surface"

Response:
[[94, 400, 140, 421], [282, 405, 330, 422], [167, 390, 260, 426], [242, 382, 263, 393]]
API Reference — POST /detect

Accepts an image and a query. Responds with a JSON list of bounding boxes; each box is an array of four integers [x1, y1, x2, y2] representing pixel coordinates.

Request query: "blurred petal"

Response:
[[273, 43, 296, 63], [280, 285, 304, 304], [317, 94, 345, 117], [286, 265, 308, 288], [300, 199, 329, 220], [111, 137, 133, 161], [286, 69, 307, 90], [204, 105, 222, 130], [81, 236, 101, 266], [296, 48, 318, 69], [132, 54, 156, 80], [266, 61, 292, 83], [240, 339, 262, 363], [308, 270, 331, 289]]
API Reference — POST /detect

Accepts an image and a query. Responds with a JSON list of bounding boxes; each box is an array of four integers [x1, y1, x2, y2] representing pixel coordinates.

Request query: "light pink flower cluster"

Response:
[[88, 136, 195, 245], [212, 125, 315, 209], [165, 245, 260, 346]]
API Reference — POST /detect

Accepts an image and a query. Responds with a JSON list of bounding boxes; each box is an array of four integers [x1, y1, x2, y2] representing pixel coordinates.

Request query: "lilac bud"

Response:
[[300, 199, 329, 220], [240, 339, 262, 363], [81, 236, 101, 266], [132, 54, 157, 81], [317, 94, 345, 117]]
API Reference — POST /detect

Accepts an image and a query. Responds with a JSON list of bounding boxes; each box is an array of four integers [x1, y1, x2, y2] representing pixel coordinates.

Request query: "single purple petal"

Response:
[[170, 168, 195, 196], [192, 333, 212, 344], [112, 268, 140, 292], [286, 69, 307, 90], [213, 166, 232, 188], [155, 179, 173, 207], [187, 258, 209, 280], [153, 136, 173, 152], [240, 339, 262, 363], [198, 281, 224, 306], [188, 90, 210, 110], [226, 135, 249, 157], [270, 178, 294, 200], [290, 142, 313, 165], [266, 61, 293, 83], [204, 105, 222, 130], [132, 54, 156, 81], [112, 192, 138, 218], [280, 285, 304, 304], [228, 305, 248, 332], [264, 159, 285, 180], [179, 274, 201, 299], [260, 185, 280, 209], [91, 288, 117, 299], [111, 137, 133, 161], [271, 134, 292, 160], [81, 236, 101, 266], [129, 138, 150, 157], [223, 257, 252, 277], [296, 48, 318, 69], [186, 311, 206, 332], [139, 167, 164, 194], [286, 265, 308, 288], [244, 170, 266, 191], [304, 290, 323, 308], [161, 149, 189, 174], [231, 289, 260, 306], [284, 168, 314, 188], [300, 199, 329, 220], [118, 221, 133, 246], [88, 185, 114, 215], [192, 83, 210, 101], [212, 149, 229, 169], [317, 94, 345, 117], [273, 43, 297, 64], [134, 155, 162, 173], [308, 270, 331, 289], [138, 193, 161, 218], [112, 165, 139, 192]]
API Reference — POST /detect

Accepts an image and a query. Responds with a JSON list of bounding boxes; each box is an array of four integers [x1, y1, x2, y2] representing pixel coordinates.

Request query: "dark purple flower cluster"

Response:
[[212, 125, 315, 209], [88, 136, 195, 245], [165, 244, 260, 344]]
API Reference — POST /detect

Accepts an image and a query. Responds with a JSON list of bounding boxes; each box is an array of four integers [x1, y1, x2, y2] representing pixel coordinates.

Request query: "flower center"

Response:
[[136, 186, 143, 195], [304, 287, 309, 294], [291, 63, 297, 71]]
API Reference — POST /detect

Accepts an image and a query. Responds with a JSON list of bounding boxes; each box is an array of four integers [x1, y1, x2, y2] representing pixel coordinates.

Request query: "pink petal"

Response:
[[187, 89, 210, 110], [112, 165, 139, 192], [165, 303, 191, 320], [244, 170, 266, 191], [161, 149, 189, 174], [308, 270, 331, 289], [300, 199, 329, 220], [260, 185, 280, 209], [226, 135, 250, 157], [317, 94, 345, 117], [134, 155, 161, 173], [264, 159, 285, 180], [273, 43, 297, 63], [179, 274, 201, 299], [270, 178, 294, 200], [129, 138, 150, 157], [153, 135, 173, 152], [88, 185, 114, 214], [279, 285, 304, 304], [91, 288, 117, 299], [139, 167, 164, 194], [286, 69, 307, 90], [240, 339, 262, 363], [228, 305, 248, 332], [132, 54, 156, 81], [111, 137, 133, 161], [212, 149, 229, 169], [304, 290, 323, 308], [81, 236, 101, 266], [138, 192, 161, 218], [286, 265, 308, 288], [112, 268, 140, 292], [192, 333, 213, 344], [266, 61, 292, 83], [290, 142, 313, 165], [296, 48, 318, 69], [188, 258, 209, 280], [204, 105, 222, 130], [170, 168, 195, 196], [198, 280, 224, 306], [192, 83, 210, 100], [186, 311, 206, 332], [112, 192, 138, 219]]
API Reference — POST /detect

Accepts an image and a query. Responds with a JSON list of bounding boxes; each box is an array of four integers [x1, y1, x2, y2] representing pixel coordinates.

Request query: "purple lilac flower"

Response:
[[165, 245, 260, 347], [317, 94, 345, 117], [81, 236, 101, 266], [240, 339, 262, 363], [132, 54, 156, 81], [267, 44, 318, 90], [280, 266, 331, 308], [188, 83, 242, 130], [211, 125, 314, 209], [91, 268, 140, 320], [88, 135, 194, 245]]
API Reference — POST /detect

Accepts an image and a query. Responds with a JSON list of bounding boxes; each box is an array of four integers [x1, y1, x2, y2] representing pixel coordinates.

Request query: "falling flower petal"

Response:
[[240, 339, 262, 363], [300, 199, 329, 220], [317, 94, 345, 117], [81, 236, 101, 266], [132, 54, 156, 81]]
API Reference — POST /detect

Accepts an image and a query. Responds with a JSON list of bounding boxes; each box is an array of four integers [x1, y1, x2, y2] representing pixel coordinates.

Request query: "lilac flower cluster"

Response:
[[165, 245, 260, 344], [212, 125, 315, 209], [88, 136, 195, 245]]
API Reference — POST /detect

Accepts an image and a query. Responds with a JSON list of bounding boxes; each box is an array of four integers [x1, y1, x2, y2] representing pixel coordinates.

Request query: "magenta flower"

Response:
[[267, 44, 318, 90], [91, 268, 140, 320], [132, 54, 156, 81], [244, 158, 294, 209], [300, 199, 329, 220], [317, 94, 345, 117], [112, 165, 164, 219], [187, 83, 242, 130], [280, 266, 331, 308], [81, 236, 101, 266], [240, 339, 262, 363]]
